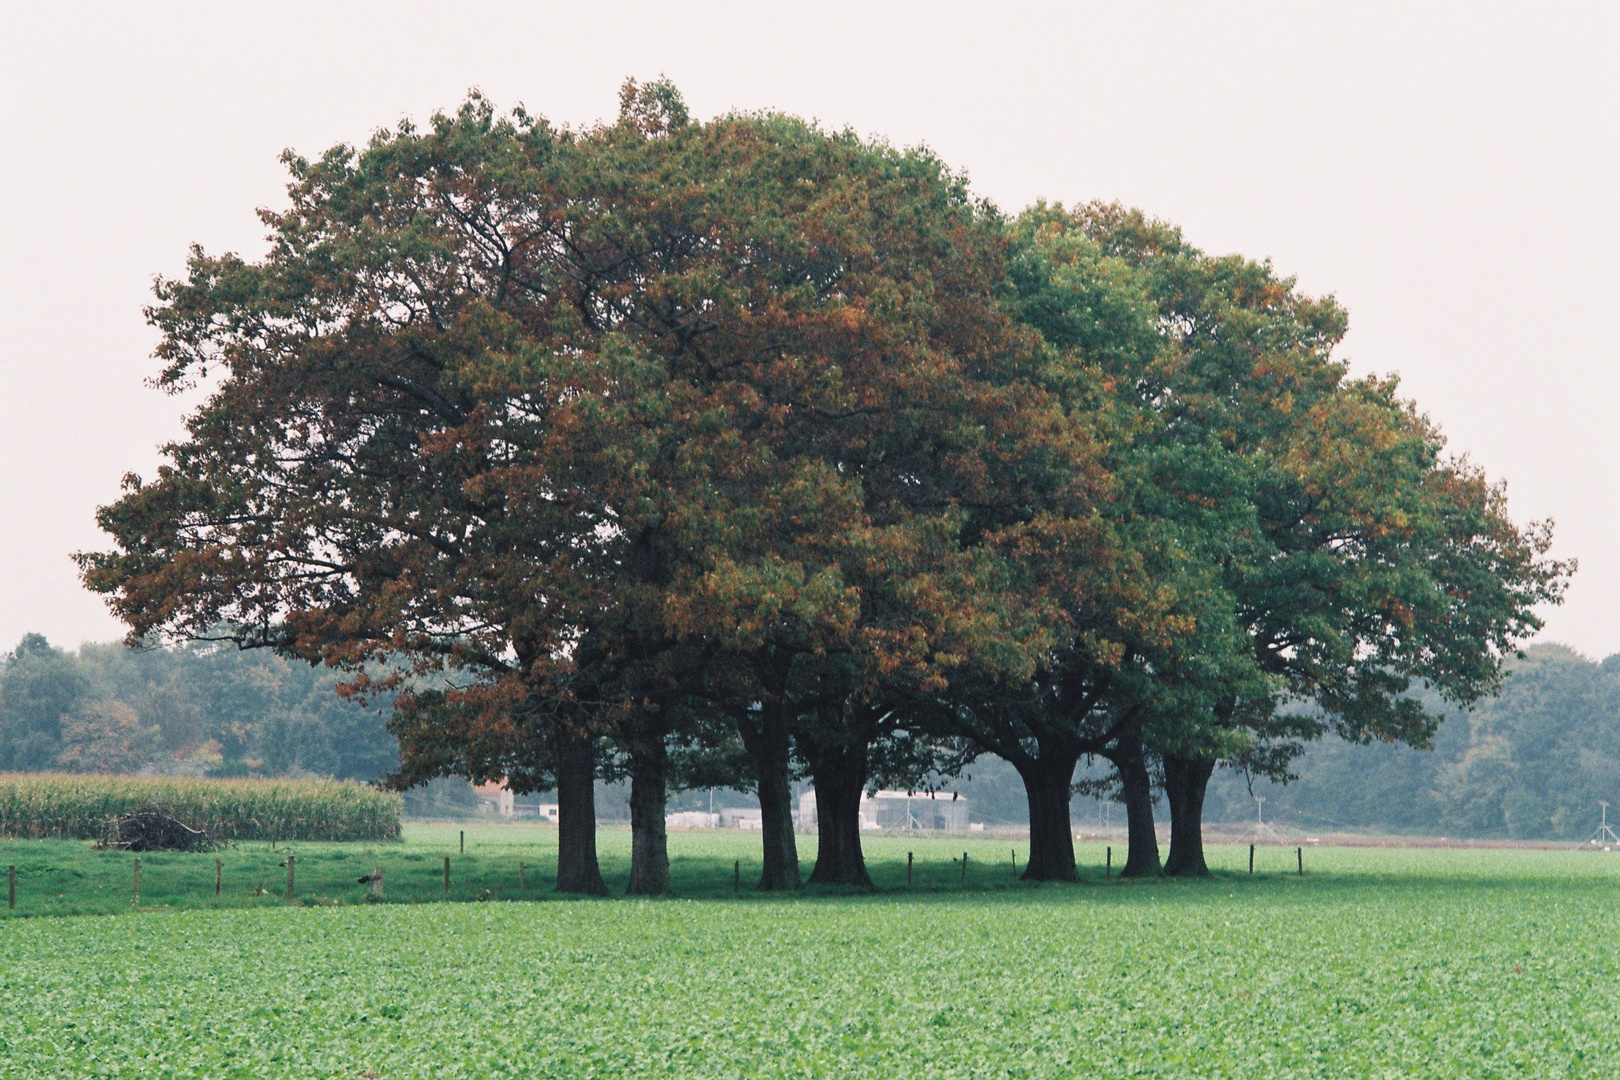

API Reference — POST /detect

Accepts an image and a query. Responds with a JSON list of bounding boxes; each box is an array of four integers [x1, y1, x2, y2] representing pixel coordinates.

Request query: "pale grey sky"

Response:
[[2, 2, 1616, 658]]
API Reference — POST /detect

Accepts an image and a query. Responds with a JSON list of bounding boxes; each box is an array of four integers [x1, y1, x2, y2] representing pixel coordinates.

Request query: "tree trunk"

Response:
[[1016, 751, 1081, 882], [805, 739, 872, 888], [738, 702, 801, 891], [1163, 753, 1215, 877], [626, 734, 670, 895], [554, 732, 608, 895], [1111, 733, 1162, 878]]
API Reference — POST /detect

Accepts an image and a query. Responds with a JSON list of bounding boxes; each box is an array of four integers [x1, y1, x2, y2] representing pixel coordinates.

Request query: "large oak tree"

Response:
[[1008, 203, 1570, 876], [79, 81, 1063, 893]]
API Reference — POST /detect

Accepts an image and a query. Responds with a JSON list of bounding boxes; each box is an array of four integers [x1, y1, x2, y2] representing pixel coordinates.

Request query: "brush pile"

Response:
[[96, 808, 216, 852]]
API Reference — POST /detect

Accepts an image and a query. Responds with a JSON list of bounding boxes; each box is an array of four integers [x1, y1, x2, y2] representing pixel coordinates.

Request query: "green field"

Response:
[[0, 827, 1616, 1078]]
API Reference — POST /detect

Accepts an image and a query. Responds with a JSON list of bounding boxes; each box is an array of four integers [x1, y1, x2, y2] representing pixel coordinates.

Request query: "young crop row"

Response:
[[3, 847, 1617, 1078], [0, 773, 401, 842]]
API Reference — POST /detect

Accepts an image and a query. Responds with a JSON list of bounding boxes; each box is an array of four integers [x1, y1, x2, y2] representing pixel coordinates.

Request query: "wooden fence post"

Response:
[[1106, 846, 1111, 878], [1297, 847, 1304, 876], [286, 855, 295, 899], [1249, 844, 1255, 874], [960, 852, 968, 887], [372, 867, 383, 897], [215, 858, 222, 896], [460, 830, 465, 854], [906, 851, 913, 888], [443, 856, 450, 894], [733, 859, 740, 892]]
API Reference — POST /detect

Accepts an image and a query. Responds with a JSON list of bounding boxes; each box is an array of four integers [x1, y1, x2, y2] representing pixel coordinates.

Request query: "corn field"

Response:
[[0, 773, 401, 842]]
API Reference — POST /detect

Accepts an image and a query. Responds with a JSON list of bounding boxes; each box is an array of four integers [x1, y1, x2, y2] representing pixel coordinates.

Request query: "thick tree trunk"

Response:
[[1163, 753, 1215, 877], [738, 702, 801, 891], [1111, 733, 1162, 878], [1016, 752, 1082, 882], [626, 735, 670, 895], [554, 732, 608, 896], [805, 740, 872, 888]]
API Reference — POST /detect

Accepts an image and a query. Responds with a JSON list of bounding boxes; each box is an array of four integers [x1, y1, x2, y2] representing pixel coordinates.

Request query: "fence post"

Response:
[[286, 855, 295, 900], [907, 851, 913, 888], [215, 858, 222, 896], [1297, 847, 1303, 876], [733, 859, 740, 892], [443, 856, 450, 894], [960, 852, 968, 887], [460, 830, 464, 854], [518, 861, 525, 893], [7, 865, 13, 910], [133, 857, 140, 907], [1106, 846, 1111, 878], [1249, 844, 1255, 874], [372, 867, 383, 897]]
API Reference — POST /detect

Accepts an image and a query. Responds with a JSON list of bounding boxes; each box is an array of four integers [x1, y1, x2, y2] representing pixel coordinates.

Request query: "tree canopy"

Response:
[[992, 203, 1568, 875], [0, 633, 396, 780], [78, 81, 1569, 891]]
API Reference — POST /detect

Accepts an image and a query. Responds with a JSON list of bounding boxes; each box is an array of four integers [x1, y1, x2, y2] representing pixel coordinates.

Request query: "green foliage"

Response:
[[55, 701, 156, 773], [1006, 202, 1567, 755], [70, 83, 1570, 886], [1210, 645, 1620, 841], [0, 634, 91, 769], [0, 830, 1614, 1077], [0, 635, 398, 780], [0, 773, 400, 841]]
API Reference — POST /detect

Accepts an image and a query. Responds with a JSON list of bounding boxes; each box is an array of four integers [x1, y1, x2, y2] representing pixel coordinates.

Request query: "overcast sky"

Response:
[[2, 2, 1616, 659]]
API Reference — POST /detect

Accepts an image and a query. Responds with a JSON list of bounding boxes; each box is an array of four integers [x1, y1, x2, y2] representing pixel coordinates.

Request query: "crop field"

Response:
[[0, 772, 400, 843], [0, 828, 1616, 1078]]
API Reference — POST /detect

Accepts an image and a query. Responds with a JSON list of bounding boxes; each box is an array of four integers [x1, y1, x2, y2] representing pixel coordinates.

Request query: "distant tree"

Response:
[[57, 700, 158, 773], [260, 667, 399, 781], [0, 635, 90, 769], [77, 640, 206, 759], [0, 633, 396, 779], [1434, 646, 1620, 839], [1200, 645, 1620, 842]]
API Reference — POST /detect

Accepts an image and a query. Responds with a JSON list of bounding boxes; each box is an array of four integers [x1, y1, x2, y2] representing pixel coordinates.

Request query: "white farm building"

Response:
[[798, 789, 970, 833]]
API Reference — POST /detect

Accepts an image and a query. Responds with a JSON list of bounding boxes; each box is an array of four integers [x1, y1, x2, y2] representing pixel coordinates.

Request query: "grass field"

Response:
[[1, 827, 1616, 1078]]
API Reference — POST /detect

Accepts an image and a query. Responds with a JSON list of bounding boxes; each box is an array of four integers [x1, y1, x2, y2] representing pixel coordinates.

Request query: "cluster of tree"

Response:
[[0, 633, 396, 780], [1204, 645, 1620, 840], [78, 80, 1567, 894]]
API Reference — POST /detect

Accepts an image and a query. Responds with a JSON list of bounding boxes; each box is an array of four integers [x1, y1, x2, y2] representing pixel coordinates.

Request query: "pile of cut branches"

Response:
[[95, 808, 215, 852]]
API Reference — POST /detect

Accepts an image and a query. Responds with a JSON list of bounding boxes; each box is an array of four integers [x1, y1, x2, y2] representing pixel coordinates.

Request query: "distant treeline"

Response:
[[4, 636, 1616, 841], [1201, 645, 1620, 842], [0, 634, 397, 782], [689, 643, 1620, 843]]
